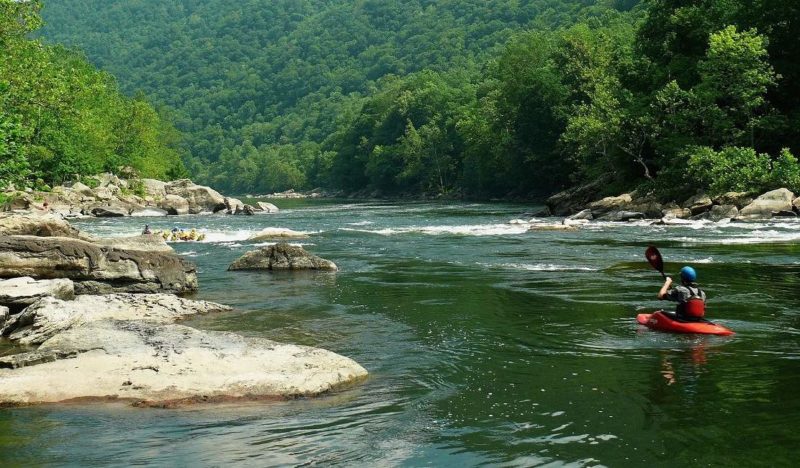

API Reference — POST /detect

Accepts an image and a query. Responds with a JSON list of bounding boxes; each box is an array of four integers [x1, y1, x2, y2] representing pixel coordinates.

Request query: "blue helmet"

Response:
[[680, 266, 697, 282]]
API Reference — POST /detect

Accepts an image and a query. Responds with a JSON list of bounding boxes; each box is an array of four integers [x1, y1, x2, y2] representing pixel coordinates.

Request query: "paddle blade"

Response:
[[645, 246, 664, 275]]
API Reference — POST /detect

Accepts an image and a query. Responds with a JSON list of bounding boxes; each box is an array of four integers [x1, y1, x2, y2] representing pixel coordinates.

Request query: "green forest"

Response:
[[11, 0, 800, 200], [0, 0, 187, 191]]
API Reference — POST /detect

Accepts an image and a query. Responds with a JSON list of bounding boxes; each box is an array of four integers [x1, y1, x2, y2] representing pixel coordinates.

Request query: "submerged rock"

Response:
[[229, 242, 338, 271], [0, 235, 197, 294], [248, 228, 309, 241]]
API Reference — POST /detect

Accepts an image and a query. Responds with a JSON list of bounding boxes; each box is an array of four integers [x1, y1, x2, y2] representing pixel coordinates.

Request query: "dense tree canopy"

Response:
[[0, 0, 186, 190], [36, 0, 800, 199]]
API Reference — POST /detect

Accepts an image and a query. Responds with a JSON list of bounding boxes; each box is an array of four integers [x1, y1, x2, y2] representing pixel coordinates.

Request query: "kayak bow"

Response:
[[637, 311, 734, 336]]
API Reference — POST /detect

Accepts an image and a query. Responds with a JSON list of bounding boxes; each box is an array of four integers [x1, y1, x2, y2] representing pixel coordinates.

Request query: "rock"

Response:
[[545, 174, 614, 216], [92, 186, 118, 201], [738, 188, 795, 219], [141, 179, 167, 198], [255, 202, 280, 213], [627, 201, 664, 219], [0, 213, 83, 238], [714, 192, 754, 209], [248, 228, 310, 241], [0, 320, 367, 405], [589, 194, 633, 216], [0, 235, 198, 294], [70, 182, 95, 198], [224, 197, 244, 214], [158, 194, 190, 215], [1, 294, 231, 345], [661, 206, 692, 219], [165, 179, 226, 214], [229, 242, 338, 271], [91, 205, 129, 217], [0, 305, 8, 327], [0, 192, 33, 211], [794, 197, 800, 212], [597, 210, 645, 222], [566, 209, 593, 221], [682, 193, 713, 215], [93, 234, 173, 253], [700, 204, 739, 222], [236, 204, 256, 216], [0, 277, 74, 310]]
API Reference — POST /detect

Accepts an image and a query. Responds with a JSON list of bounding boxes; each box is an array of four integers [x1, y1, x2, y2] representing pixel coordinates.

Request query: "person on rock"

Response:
[[658, 266, 707, 322], [142, 224, 152, 234]]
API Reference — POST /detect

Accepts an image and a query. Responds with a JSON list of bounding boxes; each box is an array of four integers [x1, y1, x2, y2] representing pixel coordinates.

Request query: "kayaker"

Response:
[[657, 266, 707, 322]]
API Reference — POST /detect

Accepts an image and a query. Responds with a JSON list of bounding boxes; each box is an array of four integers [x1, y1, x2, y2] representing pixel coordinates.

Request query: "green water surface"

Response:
[[1, 201, 799, 466]]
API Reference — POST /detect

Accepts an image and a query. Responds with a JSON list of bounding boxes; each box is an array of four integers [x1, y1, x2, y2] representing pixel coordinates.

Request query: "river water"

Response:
[[2, 200, 799, 466]]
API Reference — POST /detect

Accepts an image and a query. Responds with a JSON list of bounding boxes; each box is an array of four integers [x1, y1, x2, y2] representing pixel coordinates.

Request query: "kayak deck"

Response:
[[637, 311, 734, 336]]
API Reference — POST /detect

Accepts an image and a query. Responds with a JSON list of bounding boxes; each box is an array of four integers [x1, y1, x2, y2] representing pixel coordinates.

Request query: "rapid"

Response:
[[1, 200, 799, 466]]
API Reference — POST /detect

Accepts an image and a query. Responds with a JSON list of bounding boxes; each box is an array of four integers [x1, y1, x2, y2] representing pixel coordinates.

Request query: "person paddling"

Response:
[[657, 266, 707, 322]]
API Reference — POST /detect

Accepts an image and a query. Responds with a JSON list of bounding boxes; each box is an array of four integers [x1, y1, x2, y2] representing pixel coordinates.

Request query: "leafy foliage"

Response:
[[38, 0, 800, 199], [0, 0, 186, 189]]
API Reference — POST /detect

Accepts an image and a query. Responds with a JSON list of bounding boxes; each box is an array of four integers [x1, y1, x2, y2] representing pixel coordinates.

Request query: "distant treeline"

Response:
[[0, 0, 186, 191], [39, 0, 800, 198]]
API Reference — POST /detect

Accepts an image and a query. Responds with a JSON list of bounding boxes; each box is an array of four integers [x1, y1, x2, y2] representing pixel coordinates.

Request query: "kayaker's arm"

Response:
[[658, 277, 672, 300]]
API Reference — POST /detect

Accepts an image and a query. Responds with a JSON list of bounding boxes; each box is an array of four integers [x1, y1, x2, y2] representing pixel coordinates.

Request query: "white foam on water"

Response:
[[488, 262, 598, 272], [347, 221, 374, 226], [341, 223, 531, 236], [675, 229, 800, 245], [197, 230, 256, 243]]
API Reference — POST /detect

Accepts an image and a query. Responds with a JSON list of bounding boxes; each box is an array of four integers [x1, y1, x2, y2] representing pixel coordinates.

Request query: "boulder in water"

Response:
[[255, 202, 280, 213], [248, 228, 309, 241], [228, 242, 337, 271], [0, 235, 198, 294], [566, 209, 593, 221], [737, 188, 795, 220]]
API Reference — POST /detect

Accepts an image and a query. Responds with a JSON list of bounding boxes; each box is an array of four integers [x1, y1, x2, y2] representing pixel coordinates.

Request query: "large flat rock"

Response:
[[0, 235, 197, 294], [1, 294, 231, 345], [0, 277, 74, 309], [0, 213, 83, 238], [0, 320, 367, 406]]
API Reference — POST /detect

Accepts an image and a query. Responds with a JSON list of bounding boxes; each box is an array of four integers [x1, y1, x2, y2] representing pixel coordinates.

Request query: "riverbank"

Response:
[[0, 212, 367, 406], [1, 173, 279, 218]]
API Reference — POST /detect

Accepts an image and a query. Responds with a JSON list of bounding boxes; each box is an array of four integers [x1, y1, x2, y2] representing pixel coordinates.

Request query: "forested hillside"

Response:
[[41, 0, 628, 196], [40, 0, 800, 199], [0, 0, 186, 191]]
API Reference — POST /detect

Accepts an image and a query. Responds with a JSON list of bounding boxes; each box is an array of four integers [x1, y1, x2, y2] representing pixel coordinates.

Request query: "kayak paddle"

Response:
[[645, 246, 666, 279]]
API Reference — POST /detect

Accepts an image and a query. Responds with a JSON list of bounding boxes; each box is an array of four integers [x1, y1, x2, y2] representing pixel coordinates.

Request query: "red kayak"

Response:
[[637, 311, 734, 336]]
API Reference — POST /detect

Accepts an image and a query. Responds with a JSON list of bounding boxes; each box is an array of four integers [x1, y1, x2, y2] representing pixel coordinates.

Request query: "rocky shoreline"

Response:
[[542, 180, 800, 224], [0, 212, 366, 407], [2, 173, 279, 218]]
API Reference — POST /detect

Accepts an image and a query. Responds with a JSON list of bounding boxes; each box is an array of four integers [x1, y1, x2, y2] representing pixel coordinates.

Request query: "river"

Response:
[[1, 200, 799, 466]]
